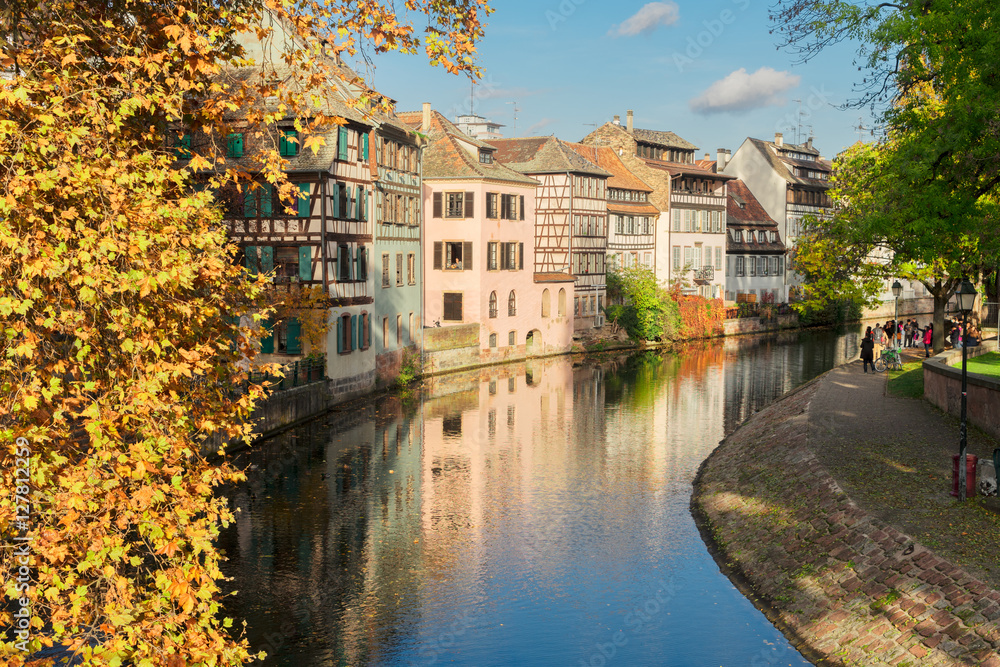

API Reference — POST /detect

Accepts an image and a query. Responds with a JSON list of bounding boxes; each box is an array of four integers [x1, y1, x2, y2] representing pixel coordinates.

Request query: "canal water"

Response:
[[219, 325, 864, 666]]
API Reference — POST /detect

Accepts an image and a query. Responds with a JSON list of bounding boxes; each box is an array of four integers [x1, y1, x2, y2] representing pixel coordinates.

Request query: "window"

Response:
[[445, 242, 464, 270], [683, 247, 692, 271], [672, 246, 681, 272], [396, 314, 402, 346], [488, 242, 498, 271], [736, 256, 745, 277], [489, 292, 498, 318], [383, 317, 389, 348], [541, 289, 551, 318], [487, 193, 498, 219], [770, 256, 779, 276], [279, 129, 299, 157], [759, 256, 768, 276], [715, 247, 722, 270], [489, 333, 497, 348], [337, 313, 353, 354], [558, 289, 566, 317], [443, 293, 463, 321], [381, 253, 390, 288], [337, 126, 349, 161], [227, 133, 244, 158], [506, 242, 517, 271], [338, 245, 351, 281], [672, 209, 680, 231], [446, 192, 465, 218], [574, 297, 580, 316], [712, 211, 720, 232], [409, 313, 415, 343], [508, 331, 516, 347], [479, 149, 493, 164], [359, 312, 370, 350], [407, 253, 416, 285], [769, 231, 777, 243], [749, 256, 756, 277], [395, 253, 403, 286], [508, 291, 517, 317]]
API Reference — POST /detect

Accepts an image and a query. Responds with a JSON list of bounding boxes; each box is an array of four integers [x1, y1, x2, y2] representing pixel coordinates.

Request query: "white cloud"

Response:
[[527, 118, 555, 135], [610, 2, 680, 37], [689, 67, 801, 114]]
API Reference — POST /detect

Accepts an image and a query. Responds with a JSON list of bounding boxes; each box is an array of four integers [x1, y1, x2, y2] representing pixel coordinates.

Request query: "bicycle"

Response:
[[874, 346, 903, 372]]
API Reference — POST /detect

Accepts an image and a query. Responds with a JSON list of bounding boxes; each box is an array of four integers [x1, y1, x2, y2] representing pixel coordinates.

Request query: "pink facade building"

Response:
[[398, 107, 574, 367]]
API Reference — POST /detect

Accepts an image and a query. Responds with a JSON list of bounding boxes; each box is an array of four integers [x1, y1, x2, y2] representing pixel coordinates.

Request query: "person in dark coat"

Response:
[[860, 332, 875, 373]]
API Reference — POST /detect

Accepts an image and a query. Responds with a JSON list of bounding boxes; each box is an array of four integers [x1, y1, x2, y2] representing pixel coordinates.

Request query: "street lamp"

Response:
[[956, 279, 978, 501], [892, 280, 902, 348]]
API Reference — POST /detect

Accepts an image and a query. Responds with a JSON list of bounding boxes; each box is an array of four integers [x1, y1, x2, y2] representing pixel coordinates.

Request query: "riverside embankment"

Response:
[[694, 357, 1000, 666]]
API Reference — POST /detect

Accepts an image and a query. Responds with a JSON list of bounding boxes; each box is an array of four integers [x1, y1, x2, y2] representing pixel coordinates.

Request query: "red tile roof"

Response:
[[563, 143, 654, 192]]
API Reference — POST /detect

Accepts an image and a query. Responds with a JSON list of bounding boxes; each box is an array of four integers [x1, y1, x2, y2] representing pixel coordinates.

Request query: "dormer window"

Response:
[[479, 149, 493, 164]]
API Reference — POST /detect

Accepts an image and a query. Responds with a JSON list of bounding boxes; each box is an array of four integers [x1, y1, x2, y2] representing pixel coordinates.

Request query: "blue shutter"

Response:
[[244, 246, 258, 275], [286, 318, 302, 354], [228, 133, 243, 158], [260, 246, 274, 274], [338, 127, 349, 160], [298, 246, 312, 281], [260, 318, 274, 354], [244, 189, 256, 217], [350, 314, 357, 351], [297, 182, 310, 218], [336, 317, 343, 354]]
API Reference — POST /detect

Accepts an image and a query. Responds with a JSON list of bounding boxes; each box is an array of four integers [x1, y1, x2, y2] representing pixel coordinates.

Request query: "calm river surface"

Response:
[[219, 325, 864, 666]]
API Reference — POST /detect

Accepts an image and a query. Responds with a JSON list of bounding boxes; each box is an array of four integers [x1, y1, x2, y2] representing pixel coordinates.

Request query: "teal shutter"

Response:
[[280, 130, 298, 157], [366, 314, 371, 348], [362, 133, 369, 161], [297, 182, 310, 218], [286, 318, 302, 354], [227, 133, 243, 158], [298, 246, 312, 281], [244, 246, 258, 275], [333, 184, 341, 219], [261, 185, 273, 216], [260, 246, 274, 274], [356, 247, 364, 280], [336, 317, 343, 354], [350, 314, 357, 351], [244, 189, 257, 217], [260, 318, 274, 354], [338, 127, 349, 160]]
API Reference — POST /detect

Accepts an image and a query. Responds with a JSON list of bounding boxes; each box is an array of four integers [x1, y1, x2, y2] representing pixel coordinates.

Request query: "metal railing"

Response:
[[248, 355, 326, 391]]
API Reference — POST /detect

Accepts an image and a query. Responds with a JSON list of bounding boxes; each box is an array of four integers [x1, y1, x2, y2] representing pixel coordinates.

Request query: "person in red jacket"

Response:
[[923, 323, 934, 358]]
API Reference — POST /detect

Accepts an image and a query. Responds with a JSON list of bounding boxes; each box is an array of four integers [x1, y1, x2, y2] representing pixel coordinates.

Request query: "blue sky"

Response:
[[356, 0, 879, 160]]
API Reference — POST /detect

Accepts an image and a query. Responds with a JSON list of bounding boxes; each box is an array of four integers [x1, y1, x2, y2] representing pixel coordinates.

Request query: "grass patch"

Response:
[[963, 351, 1000, 378], [888, 361, 924, 398]]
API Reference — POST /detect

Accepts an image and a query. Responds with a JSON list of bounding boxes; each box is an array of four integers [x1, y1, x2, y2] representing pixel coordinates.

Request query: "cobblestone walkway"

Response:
[[695, 361, 1000, 666]]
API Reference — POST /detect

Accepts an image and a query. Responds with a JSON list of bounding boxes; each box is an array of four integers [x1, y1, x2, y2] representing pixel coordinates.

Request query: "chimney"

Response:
[[806, 136, 814, 150], [613, 115, 621, 126], [704, 153, 711, 161], [421, 102, 431, 133], [716, 148, 729, 171], [626, 110, 634, 134], [775, 132, 783, 147]]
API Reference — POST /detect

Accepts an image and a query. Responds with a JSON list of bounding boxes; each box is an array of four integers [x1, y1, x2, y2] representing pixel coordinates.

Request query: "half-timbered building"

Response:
[[489, 137, 611, 330], [719, 133, 833, 301], [565, 144, 659, 272], [398, 107, 574, 363], [581, 111, 731, 299], [724, 180, 786, 303]]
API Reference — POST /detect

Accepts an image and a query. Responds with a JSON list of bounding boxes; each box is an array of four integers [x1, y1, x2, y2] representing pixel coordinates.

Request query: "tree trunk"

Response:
[[924, 277, 958, 353]]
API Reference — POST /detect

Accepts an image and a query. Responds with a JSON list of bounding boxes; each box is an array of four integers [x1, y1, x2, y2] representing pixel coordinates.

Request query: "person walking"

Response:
[[860, 332, 876, 373], [923, 323, 934, 358]]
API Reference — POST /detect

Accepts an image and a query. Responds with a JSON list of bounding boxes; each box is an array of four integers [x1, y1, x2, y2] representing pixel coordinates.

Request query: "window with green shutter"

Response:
[[260, 246, 274, 274], [297, 183, 310, 218], [350, 314, 357, 351], [286, 318, 302, 354], [345, 184, 353, 220], [362, 133, 369, 161], [336, 317, 343, 354], [279, 129, 299, 157], [337, 127, 349, 161], [260, 318, 274, 354], [260, 185, 273, 217], [173, 132, 191, 159], [244, 189, 257, 217], [227, 133, 244, 158], [244, 246, 258, 275], [333, 183, 341, 219], [298, 246, 312, 281]]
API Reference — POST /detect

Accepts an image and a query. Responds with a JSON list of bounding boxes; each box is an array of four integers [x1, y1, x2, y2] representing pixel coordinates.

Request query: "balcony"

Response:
[[693, 266, 715, 283]]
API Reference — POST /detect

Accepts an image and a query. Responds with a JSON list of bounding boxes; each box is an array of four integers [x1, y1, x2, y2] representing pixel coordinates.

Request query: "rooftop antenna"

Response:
[[507, 100, 520, 137], [792, 98, 803, 144]]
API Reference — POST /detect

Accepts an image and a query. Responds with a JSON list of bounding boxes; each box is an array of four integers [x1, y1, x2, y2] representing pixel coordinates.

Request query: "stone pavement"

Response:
[[694, 352, 1000, 666]]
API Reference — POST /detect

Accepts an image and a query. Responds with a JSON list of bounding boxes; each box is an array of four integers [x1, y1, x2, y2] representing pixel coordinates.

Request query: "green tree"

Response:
[[0, 0, 491, 664], [773, 0, 1000, 351], [606, 265, 678, 342]]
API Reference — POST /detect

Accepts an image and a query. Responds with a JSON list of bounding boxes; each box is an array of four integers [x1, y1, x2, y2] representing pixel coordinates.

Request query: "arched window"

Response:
[[489, 291, 498, 318], [541, 289, 551, 318], [489, 333, 497, 348], [508, 290, 517, 317], [558, 289, 566, 317]]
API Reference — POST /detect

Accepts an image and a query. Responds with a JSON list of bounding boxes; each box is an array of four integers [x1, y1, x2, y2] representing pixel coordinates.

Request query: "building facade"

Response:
[[719, 133, 833, 301], [399, 107, 574, 363], [581, 110, 729, 299], [490, 137, 611, 329], [724, 180, 786, 302]]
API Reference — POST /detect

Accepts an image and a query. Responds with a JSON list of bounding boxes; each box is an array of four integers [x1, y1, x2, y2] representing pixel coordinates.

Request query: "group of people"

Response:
[[860, 319, 937, 372], [860, 317, 983, 371]]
